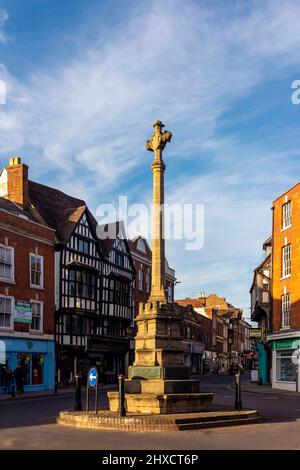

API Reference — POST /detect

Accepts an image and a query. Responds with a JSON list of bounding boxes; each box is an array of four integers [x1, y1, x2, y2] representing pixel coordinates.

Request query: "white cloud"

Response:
[[1, 0, 300, 306], [1, 0, 300, 183]]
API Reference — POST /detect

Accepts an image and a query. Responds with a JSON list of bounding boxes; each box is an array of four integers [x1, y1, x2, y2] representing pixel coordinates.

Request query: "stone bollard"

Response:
[[74, 373, 83, 411], [118, 374, 126, 417]]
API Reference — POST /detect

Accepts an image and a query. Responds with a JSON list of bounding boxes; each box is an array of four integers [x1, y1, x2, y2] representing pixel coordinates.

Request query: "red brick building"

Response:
[[268, 182, 300, 392], [176, 293, 248, 373], [0, 157, 56, 393]]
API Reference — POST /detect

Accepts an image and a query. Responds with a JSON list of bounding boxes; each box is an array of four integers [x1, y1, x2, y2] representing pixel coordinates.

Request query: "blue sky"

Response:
[[1, 0, 300, 317]]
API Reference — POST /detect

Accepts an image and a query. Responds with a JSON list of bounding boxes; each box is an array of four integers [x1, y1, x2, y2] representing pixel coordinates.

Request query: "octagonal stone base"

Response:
[[108, 391, 214, 414]]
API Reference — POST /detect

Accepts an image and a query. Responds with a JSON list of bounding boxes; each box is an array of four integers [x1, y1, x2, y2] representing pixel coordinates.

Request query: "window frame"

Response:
[[0, 244, 15, 283], [281, 293, 291, 328], [29, 253, 44, 289], [0, 294, 14, 330], [138, 269, 143, 291], [282, 244, 291, 278], [145, 271, 150, 293], [282, 201, 292, 230], [30, 300, 43, 333]]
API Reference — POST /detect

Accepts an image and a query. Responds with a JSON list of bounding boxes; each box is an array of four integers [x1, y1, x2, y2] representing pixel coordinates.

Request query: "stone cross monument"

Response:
[[146, 120, 172, 303], [108, 122, 214, 414]]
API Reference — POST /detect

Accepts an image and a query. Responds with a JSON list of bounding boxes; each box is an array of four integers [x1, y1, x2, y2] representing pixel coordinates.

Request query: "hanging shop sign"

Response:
[[14, 300, 32, 324], [249, 328, 262, 339]]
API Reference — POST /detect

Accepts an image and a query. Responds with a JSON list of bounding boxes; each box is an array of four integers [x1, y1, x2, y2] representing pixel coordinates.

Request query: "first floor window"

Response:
[[138, 269, 143, 290], [276, 350, 297, 382], [30, 254, 43, 288], [30, 301, 43, 332], [146, 272, 150, 293], [282, 293, 291, 327], [0, 296, 13, 329], [0, 245, 14, 281], [282, 244, 291, 277]]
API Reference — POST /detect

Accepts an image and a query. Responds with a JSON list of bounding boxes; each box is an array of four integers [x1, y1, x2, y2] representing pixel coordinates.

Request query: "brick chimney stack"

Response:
[[5, 157, 30, 210]]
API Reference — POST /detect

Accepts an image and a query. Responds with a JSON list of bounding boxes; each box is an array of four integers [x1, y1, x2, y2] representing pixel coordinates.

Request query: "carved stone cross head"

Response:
[[146, 120, 172, 152]]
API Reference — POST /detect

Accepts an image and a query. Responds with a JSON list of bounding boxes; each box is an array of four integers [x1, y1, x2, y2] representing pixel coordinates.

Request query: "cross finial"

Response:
[[146, 120, 172, 152]]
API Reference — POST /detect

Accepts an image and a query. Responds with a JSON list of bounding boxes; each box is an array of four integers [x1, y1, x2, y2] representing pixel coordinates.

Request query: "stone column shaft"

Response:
[[150, 148, 166, 302]]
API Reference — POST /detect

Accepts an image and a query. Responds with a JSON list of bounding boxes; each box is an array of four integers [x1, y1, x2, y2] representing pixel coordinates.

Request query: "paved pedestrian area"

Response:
[[0, 384, 117, 402], [0, 375, 300, 450]]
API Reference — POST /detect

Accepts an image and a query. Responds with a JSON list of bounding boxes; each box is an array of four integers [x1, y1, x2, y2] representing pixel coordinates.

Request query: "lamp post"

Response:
[[234, 367, 242, 411]]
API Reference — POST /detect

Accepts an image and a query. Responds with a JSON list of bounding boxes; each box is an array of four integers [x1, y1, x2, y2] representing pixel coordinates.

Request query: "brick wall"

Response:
[[5, 161, 29, 210], [0, 210, 55, 335], [272, 183, 300, 332]]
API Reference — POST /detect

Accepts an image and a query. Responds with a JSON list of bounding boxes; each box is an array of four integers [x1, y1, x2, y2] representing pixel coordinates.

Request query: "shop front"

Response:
[[57, 336, 129, 386], [0, 336, 55, 393], [268, 333, 300, 392], [191, 343, 205, 376]]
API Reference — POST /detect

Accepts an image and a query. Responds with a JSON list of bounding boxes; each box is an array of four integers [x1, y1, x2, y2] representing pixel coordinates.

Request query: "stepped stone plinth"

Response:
[[108, 121, 214, 415], [108, 299, 214, 414]]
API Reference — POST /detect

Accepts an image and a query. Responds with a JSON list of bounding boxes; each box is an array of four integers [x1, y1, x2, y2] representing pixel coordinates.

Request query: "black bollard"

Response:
[[11, 374, 15, 398], [74, 373, 82, 411], [234, 370, 242, 411], [118, 374, 126, 417]]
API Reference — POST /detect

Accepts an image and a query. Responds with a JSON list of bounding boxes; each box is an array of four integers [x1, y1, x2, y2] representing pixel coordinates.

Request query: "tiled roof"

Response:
[[176, 298, 206, 308], [0, 197, 38, 223], [28, 180, 87, 243]]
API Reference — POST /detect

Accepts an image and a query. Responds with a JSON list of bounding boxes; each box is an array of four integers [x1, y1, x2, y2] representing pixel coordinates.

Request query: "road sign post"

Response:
[[86, 367, 99, 414]]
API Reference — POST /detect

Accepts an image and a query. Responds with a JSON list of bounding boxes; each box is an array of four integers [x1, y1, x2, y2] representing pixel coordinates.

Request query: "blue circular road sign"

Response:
[[88, 367, 98, 388]]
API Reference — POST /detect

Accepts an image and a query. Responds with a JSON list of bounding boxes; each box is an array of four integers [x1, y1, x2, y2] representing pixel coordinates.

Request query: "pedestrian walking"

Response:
[[3, 367, 12, 394], [14, 363, 24, 394]]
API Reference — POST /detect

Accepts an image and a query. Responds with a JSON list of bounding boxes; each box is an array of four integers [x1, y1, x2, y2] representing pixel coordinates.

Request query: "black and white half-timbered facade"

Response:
[[28, 182, 135, 385]]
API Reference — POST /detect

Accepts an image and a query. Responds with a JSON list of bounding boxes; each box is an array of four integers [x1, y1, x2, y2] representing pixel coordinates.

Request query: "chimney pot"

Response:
[[9, 157, 22, 166]]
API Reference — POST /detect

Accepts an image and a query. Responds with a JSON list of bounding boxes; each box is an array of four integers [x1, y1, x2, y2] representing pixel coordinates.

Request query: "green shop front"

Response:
[[268, 332, 300, 392]]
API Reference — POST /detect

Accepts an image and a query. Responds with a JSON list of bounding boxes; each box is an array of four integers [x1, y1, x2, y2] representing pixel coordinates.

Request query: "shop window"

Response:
[[0, 245, 14, 282], [18, 353, 31, 385], [276, 350, 297, 382], [18, 352, 44, 386], [30, 254, 44, 288], [32, 353, 44, 385]]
